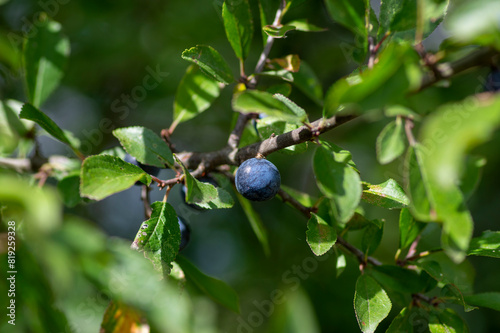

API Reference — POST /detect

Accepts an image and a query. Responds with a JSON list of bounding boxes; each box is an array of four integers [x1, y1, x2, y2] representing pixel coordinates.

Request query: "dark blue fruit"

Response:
[[235, 158, 281, 201], [484, 69, 500, 92], [124, 153, 160, 185], [180, 176, 219, 211], [178, 216, 190, 251]]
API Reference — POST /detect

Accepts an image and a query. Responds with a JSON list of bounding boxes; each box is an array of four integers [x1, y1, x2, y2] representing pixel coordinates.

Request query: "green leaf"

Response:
[[176, 256, 240, 313], [19, 103, 81, 156], [263, 24, 296, 38], [266, 83, 292, 96], [181, 45, 234, 84], [324, 43, 422, 117], [292, 60, 323, 106], [399, 207, 426, 249], [446, 0, 500, 50], [429, 308, 469, 333], [280, 184, 318, 208], [386, 308, 413, 333], [23, 15, 70, 107], [273, 93, 308, 119], [0, 174, 61, 234], [376, 118, 406, 165], [80, 155, 151, 200], [405, 144, 433, 221], [440, 284, 477, 312], [0, 100, 31, 155], [306, 213, 337, 256], [132, 201, 180, 274], [379, 0, 449, 42], [354, 274, 392, 333], [335, 249, 347, 278], [419, 252, 475, 295], [236, 192, 270, 256], [222, 0, 254, 60], [387, 306, 434, 332], [362, 220, 384, 255], [459, 155, 486, 200], [266, 287, 321, 333], [417, 94, 500, 261], [173, 64, 221, 125], [286, 19, 326, 32], [57, 174, 82, 208], [361, 179, 409, 209], [112, 126, 174, 168], [175, 156, 234, 209], [324, 0, 366, 37], [313, 144, 362, 224], [464, 292, 500, 312], [468, 231, 500, 258], [232, 90, 307, 124], [418, 260, 447, 283], [370, 265, 429, 294], [384, 105, 421, 119], [345, 212, 372, 231], [83, 238, 191, 332], [419, 94, 500, 191], [258, 0, 279, 46]]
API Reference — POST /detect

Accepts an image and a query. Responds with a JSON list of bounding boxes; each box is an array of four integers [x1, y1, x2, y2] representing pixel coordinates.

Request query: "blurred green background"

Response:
[[1, 0, 500, 332]]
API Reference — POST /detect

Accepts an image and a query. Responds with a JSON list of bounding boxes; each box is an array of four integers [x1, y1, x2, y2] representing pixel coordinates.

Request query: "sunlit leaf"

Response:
[[172, 64, 221, 125], [313, 144, 362, 224], [20, 103, 81, 156], [286, 19, 326, 32], [223, 0, 253, 60], [468, 231, 500, 258], [376, 117, 407, 165], [306, 213, 337, 256], [362, 179, 409, 209], [232, 90, 307, 124], [263, 24, 296, 38], [80, 155, 151, 200], [446, 0, 500, 50], [399, 207, 426, 250], [175, 156, 234, 209], [354, 274, 392, 333], [113, 126, 174, 167], [324, 43, 422, 117], [23, 15, 70, 107], [132, 201, 180, 274], [181, 45, 234, 84]]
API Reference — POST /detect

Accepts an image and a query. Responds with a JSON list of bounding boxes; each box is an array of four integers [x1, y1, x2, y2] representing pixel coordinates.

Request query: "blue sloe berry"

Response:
[[484, 69, 500, 92], [178, 216, 190, 251], [235, 158, 281, 201]]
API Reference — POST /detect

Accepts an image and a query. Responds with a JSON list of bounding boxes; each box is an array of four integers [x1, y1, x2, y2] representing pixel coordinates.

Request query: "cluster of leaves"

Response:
[[2, 0, 500, 332]]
